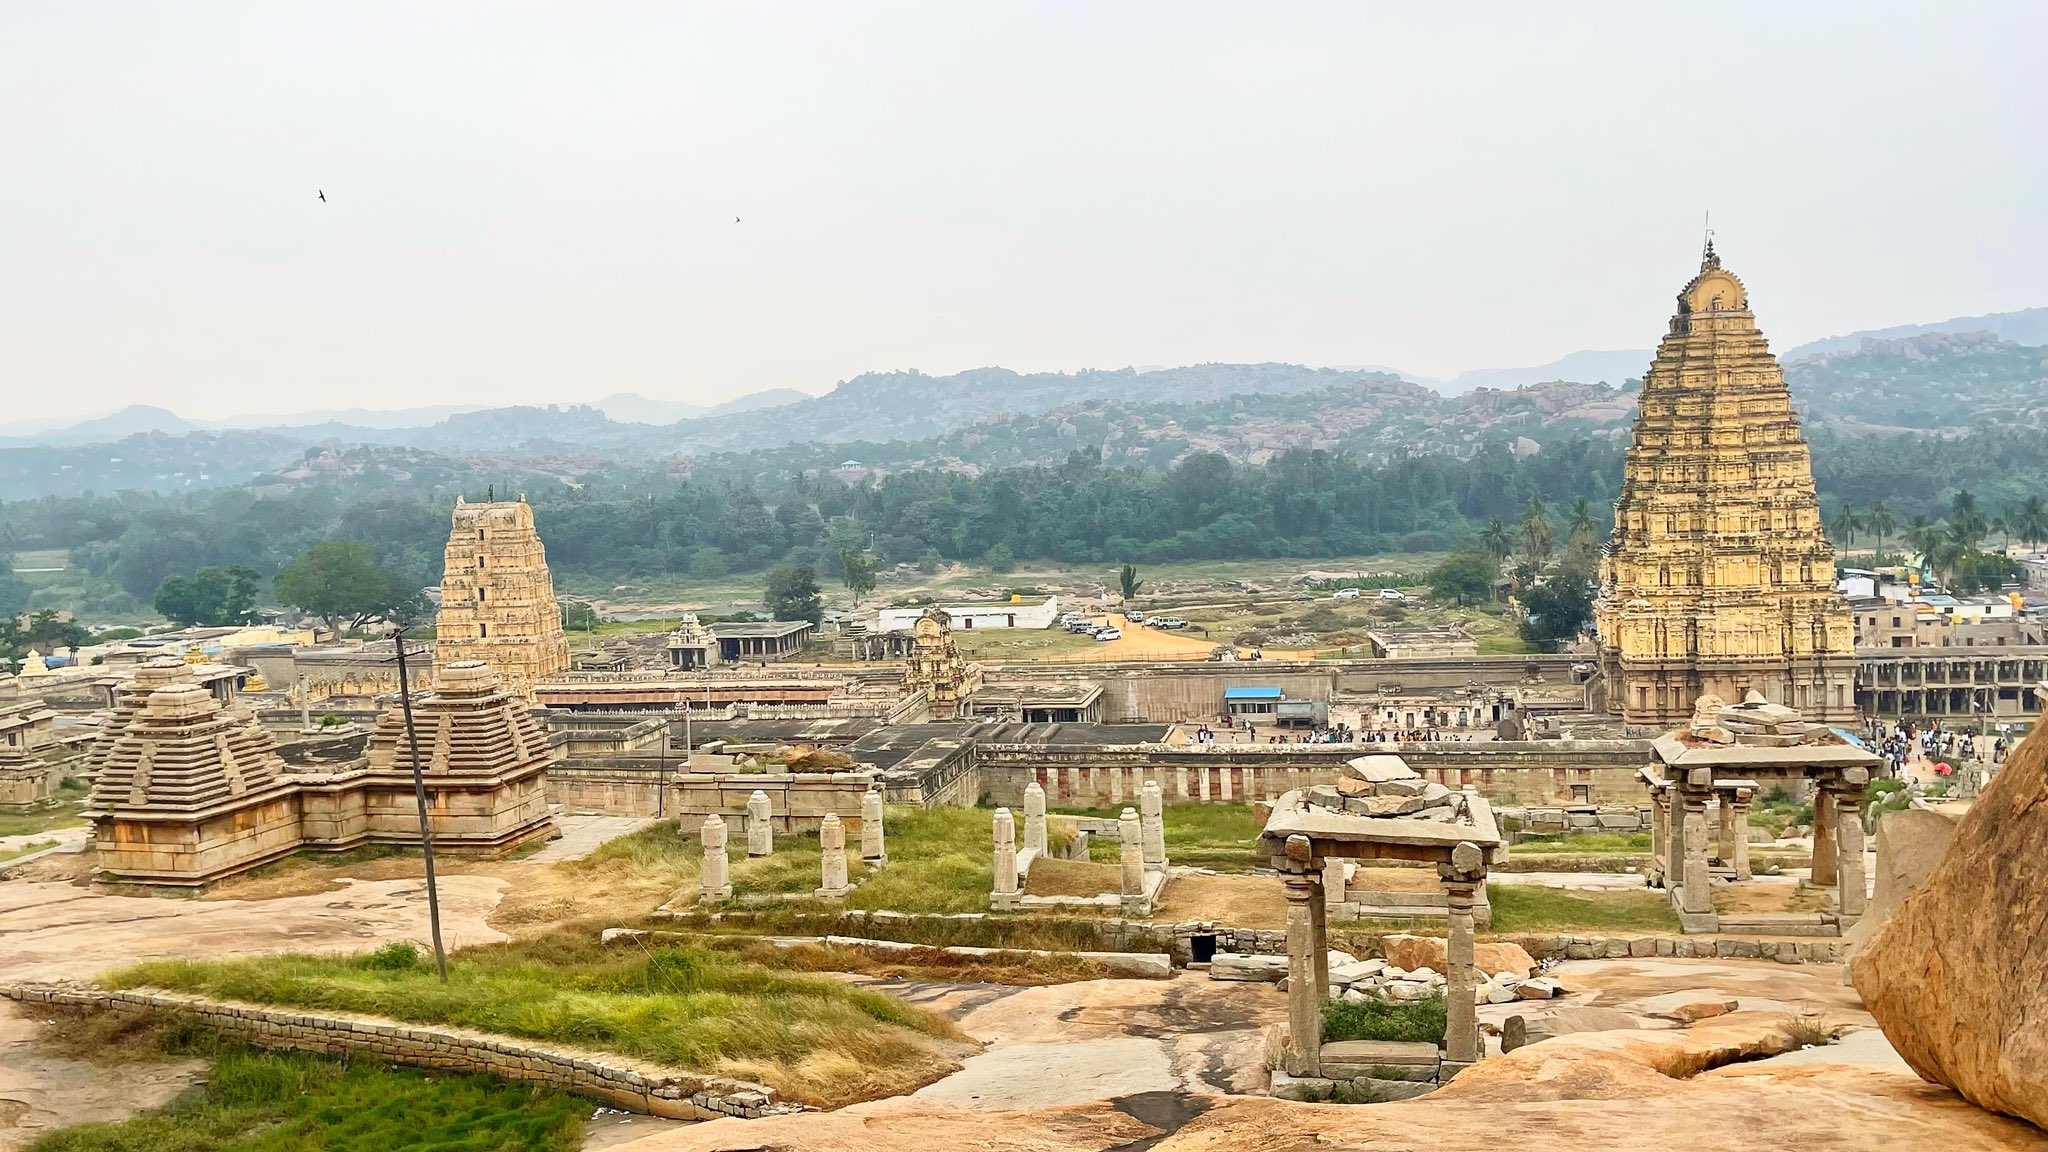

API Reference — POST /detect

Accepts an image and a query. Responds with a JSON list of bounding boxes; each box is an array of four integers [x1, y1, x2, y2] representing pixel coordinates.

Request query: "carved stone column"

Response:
[[1281, 835, 1322, 1077], [1647, 785, 1668, 886], [1681, 793, 1713, 917], [745, 789, 773, 857], [1716, 796, 1735, 865], [861, 784, 887, 866], [1440, 841, 1487, 1066], [1811, 784, 1838, 887], [1118, 807, 1145, 912], [699, 814, 732, 903], [1139, 779, 1166, 872], [1836, 770, 1868, 921], [1022, 781, 1048, 857], [991, 807, 1019, 910], [1730, 788, 1753, 881], [816, 813, 851, 898]]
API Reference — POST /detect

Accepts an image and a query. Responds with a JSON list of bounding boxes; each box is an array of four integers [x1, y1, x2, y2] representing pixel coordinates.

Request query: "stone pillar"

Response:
[[745, 790, 773, 857], [1309, 867, 1329, 999], [1109, 766, 1123, 805], [1322, 855, 1346, 908], [1139, 779, 1166, 872], [1730, 789, 1753, 881], [1811, 785, 1838, 887], [860, 785, 886, 865], [1681, 794, 1712, 917], [1716, 797, 1735, 866], [1281, 835, 1321, 1077], [1198, 764, 1212, 801], [1440, 840, 1486, 1067], [1836, 774, 1868, 921], [699, 814, 732, 902], [1023, 780, 1048, 857], [1666, 785, 1688, 893], [992, 807, 1019, 909], [1647, 786, 1668, 886], [816, 813, 851, 898], [1219, 765, 1233, 801], [1118, 807, 1145, 903]]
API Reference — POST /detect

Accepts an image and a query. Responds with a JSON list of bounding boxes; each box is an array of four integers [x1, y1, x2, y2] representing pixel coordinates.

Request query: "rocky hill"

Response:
[[1785, 332, 2048, 432]]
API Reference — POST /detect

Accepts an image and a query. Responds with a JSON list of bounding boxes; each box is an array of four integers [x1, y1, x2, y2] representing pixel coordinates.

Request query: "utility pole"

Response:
[[392, 630, 449, 982]]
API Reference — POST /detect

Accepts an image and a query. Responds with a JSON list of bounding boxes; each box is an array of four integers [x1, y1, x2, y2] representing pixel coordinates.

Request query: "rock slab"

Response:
[[1384, 933, 1536, 979], [1850, 728, 2048, 1130]]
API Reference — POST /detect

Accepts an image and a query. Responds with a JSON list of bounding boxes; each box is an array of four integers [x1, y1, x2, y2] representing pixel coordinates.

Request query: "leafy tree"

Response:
[[1515, 562, 1595, 650], [1427, 552, 1496, 607], [765, 564, 823, 624], [1518, 496, 1555, 566], [2014, 495, 2048, 550], [840, 549, 877, 607], [687, 545, 728, 581], [273, 541, 403, 632], [0, 555, 29, 619], [1117, 563, 1142, 602], [916, 548, 943, 575], [152, 565, 261, 627], [985, 543, 1016, 574], [561, 600, 601, 631]]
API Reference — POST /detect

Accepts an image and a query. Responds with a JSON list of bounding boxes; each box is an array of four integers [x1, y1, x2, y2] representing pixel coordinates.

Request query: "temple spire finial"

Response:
[[1701, 210, 1719, 270]]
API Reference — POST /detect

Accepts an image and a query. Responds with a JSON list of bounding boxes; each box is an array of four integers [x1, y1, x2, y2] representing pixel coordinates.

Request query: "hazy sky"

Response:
[[4, 2, 2043, 423]]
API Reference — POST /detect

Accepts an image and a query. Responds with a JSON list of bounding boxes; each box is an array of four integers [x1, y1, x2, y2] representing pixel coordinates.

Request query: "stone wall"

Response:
[[971, 740, 1650, 809], [3, 984, 793, 1121]]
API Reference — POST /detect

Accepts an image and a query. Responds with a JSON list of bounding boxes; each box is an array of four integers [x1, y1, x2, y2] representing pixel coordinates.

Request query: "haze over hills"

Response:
[[1779, 306, 2048, 361]]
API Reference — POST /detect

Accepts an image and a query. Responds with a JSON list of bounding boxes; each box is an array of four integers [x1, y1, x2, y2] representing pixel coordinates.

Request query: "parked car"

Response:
[[1332, 588, 1362, 600], [1125, 609, 1145, 622], [1150, 616, 1189, 629], [1377, 589, 1405, 601], [1094, 627, 1122, 641]]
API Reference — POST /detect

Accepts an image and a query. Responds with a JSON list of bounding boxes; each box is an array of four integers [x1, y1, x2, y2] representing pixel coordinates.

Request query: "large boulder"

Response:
[[1850, 727, 2048, 1129], [1384, 933, 1536, 979]]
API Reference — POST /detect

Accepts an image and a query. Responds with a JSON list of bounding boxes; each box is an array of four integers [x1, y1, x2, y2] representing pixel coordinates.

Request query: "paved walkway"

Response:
[[528, 815, 663, 864]]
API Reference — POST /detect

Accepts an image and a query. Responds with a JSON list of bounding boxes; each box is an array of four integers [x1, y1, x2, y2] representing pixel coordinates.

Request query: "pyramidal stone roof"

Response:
[[364, 660, 552, 778], [89, 657, 199, 769], [88, 682, 292, 814]]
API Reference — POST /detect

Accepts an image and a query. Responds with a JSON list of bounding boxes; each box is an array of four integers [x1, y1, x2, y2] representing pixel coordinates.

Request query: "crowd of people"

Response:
[[1187, 715, 1478, 745], [1868, 718, 2008, 779]]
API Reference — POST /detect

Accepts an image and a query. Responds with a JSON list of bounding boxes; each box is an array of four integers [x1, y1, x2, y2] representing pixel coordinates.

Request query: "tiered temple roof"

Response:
[[365, 660, 553, 778], [88, 683, 292, 814], [1595, 245, 1856, 725]]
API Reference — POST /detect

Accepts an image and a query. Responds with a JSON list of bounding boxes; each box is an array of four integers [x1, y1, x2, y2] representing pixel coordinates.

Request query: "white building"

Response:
[[876, 596, 1060, 633]]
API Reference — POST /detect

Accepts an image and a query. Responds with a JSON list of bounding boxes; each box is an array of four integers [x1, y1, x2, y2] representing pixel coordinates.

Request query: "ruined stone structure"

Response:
[[1596, 245, 1856, 725], [903, 607, 981, 720], [89, 683, 304, 886], [87, 659, 557, 888], [0, 699, 59, 807], [433, 497, 570, 699]]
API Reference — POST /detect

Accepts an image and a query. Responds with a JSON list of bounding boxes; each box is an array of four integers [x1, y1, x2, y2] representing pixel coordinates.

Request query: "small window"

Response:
[[477, 588, 486, 601], [479, 623, 488, 638], [1570, 784, 1592, 803]]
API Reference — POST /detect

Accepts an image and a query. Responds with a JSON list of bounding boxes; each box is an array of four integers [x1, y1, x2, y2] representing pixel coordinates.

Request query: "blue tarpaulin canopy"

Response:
[[1223, 686, 1283, 700]]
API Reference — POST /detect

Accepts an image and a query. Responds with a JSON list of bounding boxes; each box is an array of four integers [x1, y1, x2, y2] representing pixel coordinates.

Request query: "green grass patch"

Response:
[[1060, 803, 1263, 871], [0, 838, 59, 862], [1487, 884, 1680, 934], [1322, 992, 1447, 1045], [104, 933, 961, 1107], [27, 1030, 584, 1152], [0, 795, 89, 838]]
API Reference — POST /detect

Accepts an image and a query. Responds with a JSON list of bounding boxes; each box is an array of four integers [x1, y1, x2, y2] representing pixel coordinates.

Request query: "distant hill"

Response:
[[1443, 349, 1651, 394], [1782, 306, 2048, 361], [1785, 331, 2048, 433], [0, 404, 192, 445]]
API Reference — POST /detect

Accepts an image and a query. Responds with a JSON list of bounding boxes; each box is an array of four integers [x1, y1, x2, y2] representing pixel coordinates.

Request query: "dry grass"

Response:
[[654, 932, 1150, 985], [1020, 858, 1124, 899]]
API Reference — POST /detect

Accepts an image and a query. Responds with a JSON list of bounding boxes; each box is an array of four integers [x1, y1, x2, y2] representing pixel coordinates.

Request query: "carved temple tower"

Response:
[[433, 497, 570, 699], [1595, 244, 1856, 726]]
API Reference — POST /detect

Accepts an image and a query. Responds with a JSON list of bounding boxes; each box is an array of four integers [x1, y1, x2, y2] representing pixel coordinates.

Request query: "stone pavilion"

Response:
[[1595, 243, 1856, 726]]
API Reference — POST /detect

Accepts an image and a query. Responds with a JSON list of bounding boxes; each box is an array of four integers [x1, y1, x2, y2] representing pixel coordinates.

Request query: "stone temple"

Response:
[[1595, 243, 1856, 726], [433, 496, 570, 699]]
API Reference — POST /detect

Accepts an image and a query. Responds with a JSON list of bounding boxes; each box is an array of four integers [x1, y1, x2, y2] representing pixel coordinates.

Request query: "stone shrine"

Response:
[[902, 607, 981, 720], [1595, 244, 1856, 725], [433, 496, 570, 700]]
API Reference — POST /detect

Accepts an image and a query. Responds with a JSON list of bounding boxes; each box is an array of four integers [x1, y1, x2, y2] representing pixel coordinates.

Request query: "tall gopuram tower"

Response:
[[433, 497, 570, 699], [1595, 243, 1856, 726]]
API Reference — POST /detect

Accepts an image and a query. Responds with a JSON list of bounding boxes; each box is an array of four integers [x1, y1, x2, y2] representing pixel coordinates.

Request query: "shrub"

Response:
[[359, 941, 422, 971], [1322, 993, 1447, 1045]]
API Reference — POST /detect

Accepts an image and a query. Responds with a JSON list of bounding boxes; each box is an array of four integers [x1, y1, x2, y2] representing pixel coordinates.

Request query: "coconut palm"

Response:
[[2015, 495, 2048, 550], [1827, 505, 1860, 552], [1481, 517, 1513, 562], [1949, 490, 1987, 549], [1864, 500, 1896, 557], [1519, 496, 1556, 566]]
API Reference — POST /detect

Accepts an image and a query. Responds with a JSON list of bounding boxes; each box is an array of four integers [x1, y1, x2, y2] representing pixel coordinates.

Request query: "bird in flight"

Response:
[[318, 190, 326, 202], [734, 216, 740, 223]]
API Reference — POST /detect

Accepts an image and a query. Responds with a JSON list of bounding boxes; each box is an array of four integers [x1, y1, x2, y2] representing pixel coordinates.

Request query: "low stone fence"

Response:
[[1501, 933, 1844, 964], [2, 984, 796, 1121]]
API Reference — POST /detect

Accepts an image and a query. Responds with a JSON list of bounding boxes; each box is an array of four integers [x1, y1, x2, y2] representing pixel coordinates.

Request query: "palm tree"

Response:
[[1827, 505, 1860, 552], [1519, 496, 1556, 566], [2016, 495, 2048, 551], [1864, 500, 1896, 557], [1949, 489, 1987, 549], [1481, 518, 1512, 562], [1906, 517, 1945, 575], [1565, 497, 1599, 555]]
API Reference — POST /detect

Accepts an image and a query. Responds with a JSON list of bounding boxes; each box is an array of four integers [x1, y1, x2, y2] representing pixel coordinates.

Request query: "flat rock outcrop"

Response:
[[1383, 933, 1536, 979], [1850, 727, 2048, 1129]]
